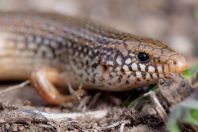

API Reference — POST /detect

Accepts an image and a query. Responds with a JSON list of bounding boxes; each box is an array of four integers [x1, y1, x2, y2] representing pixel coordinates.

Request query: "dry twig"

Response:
[[0, 81, 30, 95]]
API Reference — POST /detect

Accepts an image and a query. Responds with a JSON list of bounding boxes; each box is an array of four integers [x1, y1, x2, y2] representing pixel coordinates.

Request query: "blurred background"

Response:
[[0, 0, 197, 65]]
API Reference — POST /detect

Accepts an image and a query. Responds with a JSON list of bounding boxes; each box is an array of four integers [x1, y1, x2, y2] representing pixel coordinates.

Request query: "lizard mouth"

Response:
[[137, 55, 188, 79]]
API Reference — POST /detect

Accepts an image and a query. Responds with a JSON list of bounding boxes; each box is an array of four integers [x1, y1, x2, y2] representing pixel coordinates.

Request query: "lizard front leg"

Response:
[[30, 67, 82, 105]]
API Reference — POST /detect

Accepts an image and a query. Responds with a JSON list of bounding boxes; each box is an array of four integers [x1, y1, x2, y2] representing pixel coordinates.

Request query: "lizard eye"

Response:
[[136, 52, 150, 63]]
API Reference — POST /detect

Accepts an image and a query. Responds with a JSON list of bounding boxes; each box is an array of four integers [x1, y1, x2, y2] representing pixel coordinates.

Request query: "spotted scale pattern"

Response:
[[0, 12, 187, 90]]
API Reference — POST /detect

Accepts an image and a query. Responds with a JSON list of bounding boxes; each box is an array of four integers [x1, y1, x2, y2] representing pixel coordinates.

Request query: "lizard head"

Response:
[[124, 37, 188, 75], [98, 36, 188, 91]]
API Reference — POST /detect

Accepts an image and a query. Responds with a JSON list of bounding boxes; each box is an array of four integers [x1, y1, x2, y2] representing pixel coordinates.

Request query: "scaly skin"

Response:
[[0, 12, 188, 92]]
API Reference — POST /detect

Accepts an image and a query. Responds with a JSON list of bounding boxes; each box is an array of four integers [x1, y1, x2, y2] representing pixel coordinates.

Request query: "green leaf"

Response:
[[167, 99, 198, 131], [183, 64, 198, 79], [183, 69, 192, 80], [184, 109, 198, 125], [168, 120, 180, 132]]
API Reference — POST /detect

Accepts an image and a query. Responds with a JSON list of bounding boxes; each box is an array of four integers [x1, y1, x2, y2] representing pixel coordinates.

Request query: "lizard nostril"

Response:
[[168, 55, 188, 73], [175, 56, 188, 72]]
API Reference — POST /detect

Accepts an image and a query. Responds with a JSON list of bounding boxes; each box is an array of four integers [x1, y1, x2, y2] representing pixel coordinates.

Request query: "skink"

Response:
[[0, 12, 188, 105]]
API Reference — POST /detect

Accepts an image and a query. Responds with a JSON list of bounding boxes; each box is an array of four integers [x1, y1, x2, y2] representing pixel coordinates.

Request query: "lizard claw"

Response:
[[74, 86, 87, 100]]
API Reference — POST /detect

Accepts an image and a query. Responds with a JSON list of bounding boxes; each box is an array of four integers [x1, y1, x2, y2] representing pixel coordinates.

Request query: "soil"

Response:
[[0, 74, 196, 131]]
